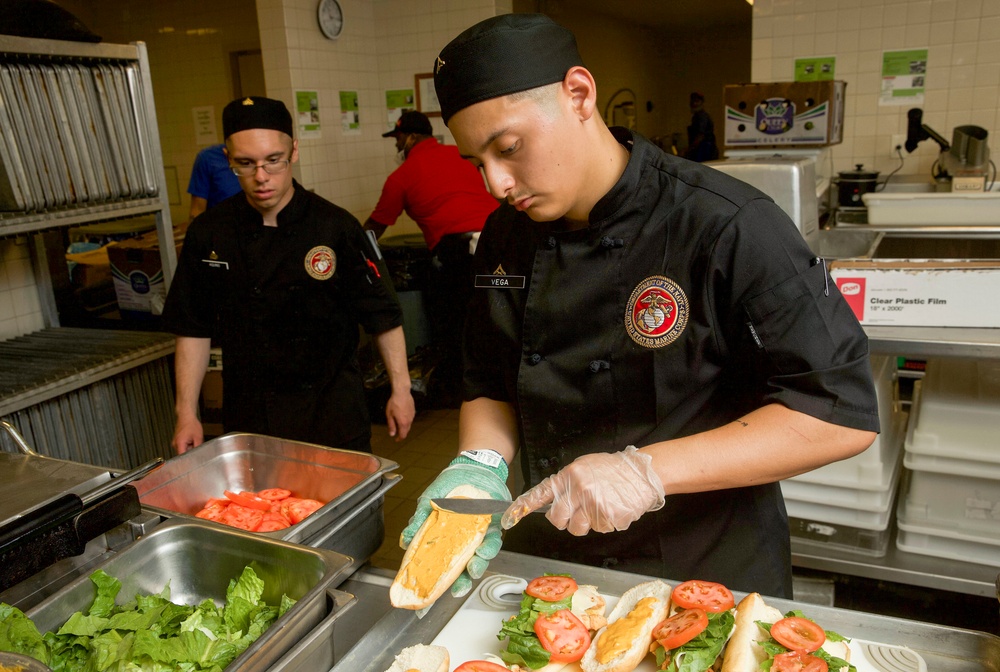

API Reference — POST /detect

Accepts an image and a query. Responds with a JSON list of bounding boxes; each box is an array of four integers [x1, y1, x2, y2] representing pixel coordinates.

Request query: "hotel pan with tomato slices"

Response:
[[131, 432, 399, 569]]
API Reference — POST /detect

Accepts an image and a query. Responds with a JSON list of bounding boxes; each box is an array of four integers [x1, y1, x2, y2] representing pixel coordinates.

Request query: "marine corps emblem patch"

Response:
[[625, 275, 689, 348], [305, 245, 336, 280]]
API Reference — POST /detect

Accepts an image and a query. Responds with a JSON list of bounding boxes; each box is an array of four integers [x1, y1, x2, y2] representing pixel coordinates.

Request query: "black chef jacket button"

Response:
[[252, 286, 262, 295], [528, 353, 542, 365], [546, 236, 557, 249], [588, 359, 610, 373]]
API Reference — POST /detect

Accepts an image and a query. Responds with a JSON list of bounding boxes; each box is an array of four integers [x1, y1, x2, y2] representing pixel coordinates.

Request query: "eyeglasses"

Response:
[[230, 159, 290, 177]]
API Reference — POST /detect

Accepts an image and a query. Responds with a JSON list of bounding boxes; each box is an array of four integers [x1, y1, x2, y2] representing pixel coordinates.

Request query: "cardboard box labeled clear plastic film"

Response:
[[829, 259, 1000, 328]]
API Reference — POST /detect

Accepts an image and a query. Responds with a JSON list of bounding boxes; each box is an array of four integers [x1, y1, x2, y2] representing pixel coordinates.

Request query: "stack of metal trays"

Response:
[[0, 55, 159, 212], [133, 433, 401, 568], [0, 328, 175, 469], [24, 519, 357, 672]]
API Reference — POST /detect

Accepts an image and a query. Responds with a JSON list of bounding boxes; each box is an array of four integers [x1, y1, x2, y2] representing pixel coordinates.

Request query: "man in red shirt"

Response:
[[365, 110, 498, 405]]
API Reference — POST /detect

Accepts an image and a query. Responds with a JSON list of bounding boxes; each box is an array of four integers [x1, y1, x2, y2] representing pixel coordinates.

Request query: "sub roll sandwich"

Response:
[[497, 574, 608, 672], [649, 580, 738, 672], [722, 593, 853, 672]]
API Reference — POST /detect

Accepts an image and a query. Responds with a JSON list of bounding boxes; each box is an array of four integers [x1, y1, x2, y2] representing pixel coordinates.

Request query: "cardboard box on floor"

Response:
[[107, 227, 184, 314], [830, 258, 1000, 328]]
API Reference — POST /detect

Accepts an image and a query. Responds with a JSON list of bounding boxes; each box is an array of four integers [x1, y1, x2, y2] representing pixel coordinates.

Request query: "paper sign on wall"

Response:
[[385, 89, 415, 132], [296, 90, 321, 139], [880, 49, 927, 106], [192, 106, 217, 145], [340, 91, 360, 135]]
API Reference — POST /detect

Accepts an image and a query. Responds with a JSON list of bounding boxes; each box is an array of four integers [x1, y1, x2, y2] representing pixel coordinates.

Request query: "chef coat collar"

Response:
[[586, 126, 640, 228], [235, 179, 309, 235]]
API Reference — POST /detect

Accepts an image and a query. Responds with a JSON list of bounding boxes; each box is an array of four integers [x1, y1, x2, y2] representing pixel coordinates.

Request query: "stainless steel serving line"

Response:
[[0, 429, 400, 672], [332, 553, 1000, 672]]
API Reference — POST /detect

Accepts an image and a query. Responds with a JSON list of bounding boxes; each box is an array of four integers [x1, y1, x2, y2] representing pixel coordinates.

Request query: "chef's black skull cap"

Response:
[[433, 13, 584, 124], [223, 96, 294, 139]]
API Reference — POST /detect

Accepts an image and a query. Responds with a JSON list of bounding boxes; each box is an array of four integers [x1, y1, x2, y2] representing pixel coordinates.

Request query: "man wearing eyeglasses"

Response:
[[163, 96, 415, 455]]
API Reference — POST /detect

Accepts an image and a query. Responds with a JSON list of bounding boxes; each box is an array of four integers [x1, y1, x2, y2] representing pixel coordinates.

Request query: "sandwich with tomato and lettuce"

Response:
[[497, 574, 608, 672], [720, 593, 854, 672], [649, 580, 738, 672]]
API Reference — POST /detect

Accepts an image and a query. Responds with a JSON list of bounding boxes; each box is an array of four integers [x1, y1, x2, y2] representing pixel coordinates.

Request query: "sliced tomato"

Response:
[[653, 607, 709, 650], [772, 651, 828, 672], [277, 496, 302, 518], [257, 511, 292, 532], [771, 617, 826, 653], [224, 489, 272, 511], [525, 575, 578, 602], [257, 488, 292, 501], [195, 503, 227, 522], [285, 498, 324, 524], [204, 497, 230, 508], [670, 580, 735, 613], [221, 503, 264, 531], [533, 609, 591, 663], [454, 662, 509, 672]]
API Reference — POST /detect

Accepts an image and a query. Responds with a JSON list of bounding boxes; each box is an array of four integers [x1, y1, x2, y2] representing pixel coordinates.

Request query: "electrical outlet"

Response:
[[890, 134, 907, 155]]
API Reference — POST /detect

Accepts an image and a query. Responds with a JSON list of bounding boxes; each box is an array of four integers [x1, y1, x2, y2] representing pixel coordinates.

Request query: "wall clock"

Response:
[[317, 0, 344, 40]]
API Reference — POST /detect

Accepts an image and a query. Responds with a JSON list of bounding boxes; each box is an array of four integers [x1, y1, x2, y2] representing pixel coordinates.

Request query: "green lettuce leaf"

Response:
[[87, 570, 122, 619], [0, 603, 50, 664]]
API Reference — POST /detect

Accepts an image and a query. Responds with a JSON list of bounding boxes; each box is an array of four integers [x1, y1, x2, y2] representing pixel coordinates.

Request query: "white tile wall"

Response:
[[0, 238, 43, 340], [752, 0, 1000, 178], [256, 0, 502, 235]]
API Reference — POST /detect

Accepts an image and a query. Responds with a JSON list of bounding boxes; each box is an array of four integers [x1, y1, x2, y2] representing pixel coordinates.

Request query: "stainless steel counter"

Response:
[[332, 553, 1000, 672]]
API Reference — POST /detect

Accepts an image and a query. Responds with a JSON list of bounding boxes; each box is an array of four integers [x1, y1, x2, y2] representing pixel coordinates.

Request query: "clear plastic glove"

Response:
[[501, 446, 665, 535], [401, 451, 511, 598]]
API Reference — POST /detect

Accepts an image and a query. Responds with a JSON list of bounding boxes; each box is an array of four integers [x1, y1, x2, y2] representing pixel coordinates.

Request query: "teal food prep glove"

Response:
[[400, 449, 511, 598]]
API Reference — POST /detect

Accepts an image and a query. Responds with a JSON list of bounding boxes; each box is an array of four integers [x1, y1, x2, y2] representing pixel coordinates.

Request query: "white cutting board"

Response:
[[429, 575, 926, 672]]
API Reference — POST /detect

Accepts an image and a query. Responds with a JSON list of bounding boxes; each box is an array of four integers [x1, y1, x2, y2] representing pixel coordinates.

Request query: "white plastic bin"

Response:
[[904, 359, 1000, 480], [896, 516, 1000, 568], [862, 191, 1000, 226], [897, 468, 1000, 539]]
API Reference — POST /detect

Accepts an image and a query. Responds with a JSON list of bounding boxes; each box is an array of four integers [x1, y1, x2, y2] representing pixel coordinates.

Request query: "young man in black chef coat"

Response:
[[162, 96, 415, 454], [402, 14, 879, 600]]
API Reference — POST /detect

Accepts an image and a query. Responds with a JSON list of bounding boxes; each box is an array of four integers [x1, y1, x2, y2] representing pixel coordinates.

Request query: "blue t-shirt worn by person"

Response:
[[187, 144, 241, 209]]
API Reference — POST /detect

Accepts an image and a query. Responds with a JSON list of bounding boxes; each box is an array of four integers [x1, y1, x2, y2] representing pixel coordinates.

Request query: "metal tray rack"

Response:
[[0, 41, 160, 213], [0, 33, 176, 304]]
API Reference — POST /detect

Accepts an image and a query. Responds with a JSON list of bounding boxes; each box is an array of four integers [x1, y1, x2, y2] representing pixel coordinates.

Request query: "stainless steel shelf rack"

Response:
[[0, 35, 177, 469], [791, 227, 1000, 597]]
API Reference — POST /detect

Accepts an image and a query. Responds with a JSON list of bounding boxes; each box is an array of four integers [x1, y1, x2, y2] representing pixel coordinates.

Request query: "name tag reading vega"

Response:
[[475, 274, 525, 289], [201, 259, 229, 270]]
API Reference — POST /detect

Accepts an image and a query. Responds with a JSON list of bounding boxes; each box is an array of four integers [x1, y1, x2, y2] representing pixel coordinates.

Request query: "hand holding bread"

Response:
[[392, 452, 511, 609]]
